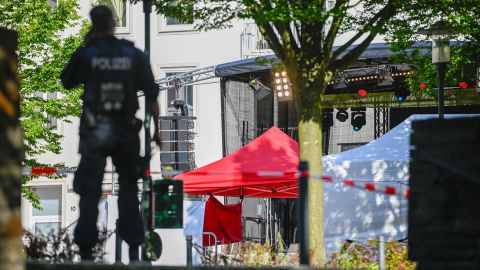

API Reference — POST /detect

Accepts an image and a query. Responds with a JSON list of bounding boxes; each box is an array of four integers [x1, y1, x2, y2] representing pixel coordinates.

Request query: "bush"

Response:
[[199, 233, 299, 267], [23, 228, 112, 263], [326, 240, 416, 270]]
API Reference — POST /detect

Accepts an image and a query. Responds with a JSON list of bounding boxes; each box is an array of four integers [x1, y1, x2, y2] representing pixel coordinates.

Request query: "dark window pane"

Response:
[[187, 86, 193, 106], [167, 88, 176, 108], [166, 16, 182, 26], [339, 143, 367, 152]]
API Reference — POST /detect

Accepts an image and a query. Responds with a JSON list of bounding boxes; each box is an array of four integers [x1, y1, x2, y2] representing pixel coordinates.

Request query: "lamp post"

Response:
[[421, 22, 451, 119]]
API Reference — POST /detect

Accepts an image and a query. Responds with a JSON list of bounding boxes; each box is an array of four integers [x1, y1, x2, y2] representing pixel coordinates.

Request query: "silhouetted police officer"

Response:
[[61, 6, 161, 262]]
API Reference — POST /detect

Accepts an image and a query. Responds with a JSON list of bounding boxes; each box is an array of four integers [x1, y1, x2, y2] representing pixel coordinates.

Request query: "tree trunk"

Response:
[[294, 73, 326, 267], [298, 118, 325, 266]]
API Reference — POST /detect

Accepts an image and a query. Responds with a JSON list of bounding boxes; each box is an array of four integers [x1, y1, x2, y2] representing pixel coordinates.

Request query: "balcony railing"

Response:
[[240, 23, 274, 59]]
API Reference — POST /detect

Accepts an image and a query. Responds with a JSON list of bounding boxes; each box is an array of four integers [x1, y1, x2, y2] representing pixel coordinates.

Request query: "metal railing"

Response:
[[257, 127, 298, 141], [240, 23, 273, 59]]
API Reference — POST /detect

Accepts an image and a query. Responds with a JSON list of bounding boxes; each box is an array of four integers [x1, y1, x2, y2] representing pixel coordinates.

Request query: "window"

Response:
[[34, 92, 57, 129], [98, 0, 130, 33], [166, 16, 183, 26], [35, 222, 60, 236], [165, 71, 193, 115], [338, 142, 367, 152], [32, 187, 61, 216], [48, 0, 57, 8], [31, 186, 62, 236], [158, 1, 194, 32], [47, 92, 57, 129]]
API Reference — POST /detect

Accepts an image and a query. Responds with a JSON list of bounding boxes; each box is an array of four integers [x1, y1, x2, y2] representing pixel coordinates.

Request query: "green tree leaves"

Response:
[[387, 0, 480, 97], [0, 0, 85, 205]]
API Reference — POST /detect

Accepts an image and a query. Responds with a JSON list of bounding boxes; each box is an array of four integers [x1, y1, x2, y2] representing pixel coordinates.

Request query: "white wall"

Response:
[[111, 1, 245, 168]]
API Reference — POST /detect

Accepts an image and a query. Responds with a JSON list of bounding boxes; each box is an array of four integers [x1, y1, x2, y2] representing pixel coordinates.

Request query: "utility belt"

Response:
[[94, 114, 125, 123], [81, 108, 141, 131]]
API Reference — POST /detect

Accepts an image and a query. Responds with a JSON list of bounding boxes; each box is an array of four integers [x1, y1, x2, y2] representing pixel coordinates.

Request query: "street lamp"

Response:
[[420, 21, 451, 119]]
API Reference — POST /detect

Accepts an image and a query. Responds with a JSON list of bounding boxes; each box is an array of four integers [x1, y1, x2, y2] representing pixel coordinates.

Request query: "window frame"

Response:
[[157, 15, 195, 33], [34, 91, 58, 130], [26, 184, 65, 235], [159, 66, 197, 117], [98, 0, 132, 34], [33, 220, 61, 236]]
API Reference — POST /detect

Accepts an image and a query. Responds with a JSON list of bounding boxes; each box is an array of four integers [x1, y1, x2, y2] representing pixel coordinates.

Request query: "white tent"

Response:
[[322, 114, 478, 253], [182, 114, 478, 255]]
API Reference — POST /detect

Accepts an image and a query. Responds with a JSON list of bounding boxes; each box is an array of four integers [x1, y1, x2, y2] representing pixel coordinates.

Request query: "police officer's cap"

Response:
[[90, 6, 114, 30]]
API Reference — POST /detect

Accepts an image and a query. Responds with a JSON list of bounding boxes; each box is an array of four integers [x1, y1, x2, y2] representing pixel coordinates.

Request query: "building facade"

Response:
[[21, 0, 250, 263], [21, 0, 406, 264]]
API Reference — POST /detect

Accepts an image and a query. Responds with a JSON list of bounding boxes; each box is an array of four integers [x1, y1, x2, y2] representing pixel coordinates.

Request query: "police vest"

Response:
[[82, 38, 141, 117]]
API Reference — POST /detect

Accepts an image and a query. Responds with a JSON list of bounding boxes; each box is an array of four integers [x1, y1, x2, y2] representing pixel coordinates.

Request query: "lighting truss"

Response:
[[146, 63, 480, 110], [327, 64, 414, 89], [155, 65, 218, 91], [137, 65, 217, 98], [322, 88, 480, 109]]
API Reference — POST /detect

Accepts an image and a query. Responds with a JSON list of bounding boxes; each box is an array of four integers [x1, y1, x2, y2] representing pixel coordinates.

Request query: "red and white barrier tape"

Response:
[[311, 175, 409, 199], [23, 167, 409, 199]]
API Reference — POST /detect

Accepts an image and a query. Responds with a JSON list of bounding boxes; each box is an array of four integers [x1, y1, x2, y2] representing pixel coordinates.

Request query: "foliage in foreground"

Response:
[[0, 0, 86, 206], [387, 0, 480, 98], [197, 238, 415, 269], [326, 240, 416, 270], [23, 228, 111, 263]]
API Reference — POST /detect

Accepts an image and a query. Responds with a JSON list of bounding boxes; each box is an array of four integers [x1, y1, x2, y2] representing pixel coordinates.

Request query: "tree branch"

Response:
[[257, 22, 287, 61], [330, 1, 399, 71], [242, 0, 287, 60], [323, 0, 348, 61], [330, 31, 377, 72], [273, 21, 300, 55], [346, 0, 366, 9], [332, 2, 396, 60]]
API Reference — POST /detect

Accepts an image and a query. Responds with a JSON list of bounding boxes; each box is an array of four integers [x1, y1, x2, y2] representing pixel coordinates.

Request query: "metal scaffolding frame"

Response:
[[374, 106, 390, 139], [151, 63, 480, 109], [155, 65, 218, 91]]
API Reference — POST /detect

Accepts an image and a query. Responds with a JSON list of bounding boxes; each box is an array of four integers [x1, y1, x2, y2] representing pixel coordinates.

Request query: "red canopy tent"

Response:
[[174, 126, 299, 198]]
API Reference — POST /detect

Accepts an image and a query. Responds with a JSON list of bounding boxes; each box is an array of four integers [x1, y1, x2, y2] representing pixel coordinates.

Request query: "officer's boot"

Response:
[[129, 245, 140, 264], [79, 245, 94, 262]]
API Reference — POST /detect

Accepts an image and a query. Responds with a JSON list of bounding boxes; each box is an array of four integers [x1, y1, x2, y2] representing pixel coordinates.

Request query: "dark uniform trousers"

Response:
[[73, 121, 144, 249]]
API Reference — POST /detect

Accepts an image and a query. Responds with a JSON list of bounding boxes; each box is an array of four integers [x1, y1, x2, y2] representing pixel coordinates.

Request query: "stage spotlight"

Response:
[[273, 68, 293, 101], [394, 86, 411, 102], [322, 108, 334, 128], [336, 108, 348, 122], [350, 107, 366, 131], [249, 79, 271, 100], [248, 79, 264, 92]]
